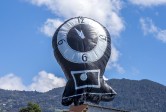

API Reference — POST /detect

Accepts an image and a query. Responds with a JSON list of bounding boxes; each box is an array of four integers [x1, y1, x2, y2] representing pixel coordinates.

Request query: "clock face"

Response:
[[57, 17, 108, 63], [67, 24, 98, 52]]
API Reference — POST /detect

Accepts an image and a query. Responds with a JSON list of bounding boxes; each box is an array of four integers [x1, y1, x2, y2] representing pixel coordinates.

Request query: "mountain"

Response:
[[103, 79, 166, 112], [0, 79, 166, 112]]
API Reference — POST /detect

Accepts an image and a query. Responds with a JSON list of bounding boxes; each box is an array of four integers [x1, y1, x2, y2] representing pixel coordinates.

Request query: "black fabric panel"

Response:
[[52, 17, 116, 106]]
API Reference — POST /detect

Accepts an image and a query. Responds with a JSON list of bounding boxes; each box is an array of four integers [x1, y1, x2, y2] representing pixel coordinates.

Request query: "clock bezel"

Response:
[[57, 17, 108, 63]]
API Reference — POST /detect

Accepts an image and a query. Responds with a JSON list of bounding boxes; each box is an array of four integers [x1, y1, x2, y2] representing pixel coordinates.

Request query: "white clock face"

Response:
[[57, 17, 108, 63]]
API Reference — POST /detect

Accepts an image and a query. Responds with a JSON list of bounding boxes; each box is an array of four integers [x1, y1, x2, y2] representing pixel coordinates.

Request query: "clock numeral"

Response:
[[82, 54, 88, 62], [58, 39, 65, 45], [78, 17, 84, 23], [99, 35, 107, 41]]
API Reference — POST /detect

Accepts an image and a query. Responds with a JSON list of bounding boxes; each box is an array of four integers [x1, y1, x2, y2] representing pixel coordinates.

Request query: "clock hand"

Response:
[[75, 28, 85, 39]]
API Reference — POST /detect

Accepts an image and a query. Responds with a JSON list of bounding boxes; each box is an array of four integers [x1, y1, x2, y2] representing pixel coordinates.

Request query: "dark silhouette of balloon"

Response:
[[52, 17, 116, 106]]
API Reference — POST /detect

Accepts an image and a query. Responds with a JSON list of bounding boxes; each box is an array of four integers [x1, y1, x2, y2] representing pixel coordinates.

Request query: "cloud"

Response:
[[0, 71, 66, 92], [29, 71, 66, 92], [40, 19, 63, 37], [0, 74, 26, 91], [110, 45, 120, 63], [140, 18, 158, 35], [129, 0, 166, 7], [112, 63, 125, 74], [156, 30, 166, 43], [140, 17, 166, 43], [106, 45, 125, 74], [29, 0, 124, 37]]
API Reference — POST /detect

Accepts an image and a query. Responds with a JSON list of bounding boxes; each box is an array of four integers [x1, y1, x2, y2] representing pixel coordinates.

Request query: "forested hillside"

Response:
[[0, 79, 166, 112]]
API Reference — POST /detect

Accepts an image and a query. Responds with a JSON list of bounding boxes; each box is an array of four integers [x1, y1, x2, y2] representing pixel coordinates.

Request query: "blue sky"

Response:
[[0, 0, 166, 92]]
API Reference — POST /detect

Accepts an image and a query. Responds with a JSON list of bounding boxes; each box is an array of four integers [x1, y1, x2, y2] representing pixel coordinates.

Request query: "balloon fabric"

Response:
[[52, 17, 116, 106]]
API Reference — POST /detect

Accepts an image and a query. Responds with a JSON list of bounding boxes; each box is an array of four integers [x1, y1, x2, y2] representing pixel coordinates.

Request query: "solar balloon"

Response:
[[52, 17, 116, 106]]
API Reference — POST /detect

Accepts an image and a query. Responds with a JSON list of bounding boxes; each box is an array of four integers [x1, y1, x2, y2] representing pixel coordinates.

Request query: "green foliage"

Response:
[[19, 102, 42, 112]]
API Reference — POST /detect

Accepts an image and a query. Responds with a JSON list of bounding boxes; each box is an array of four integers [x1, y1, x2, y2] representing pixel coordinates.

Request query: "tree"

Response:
[[19, 102, 42, 112]]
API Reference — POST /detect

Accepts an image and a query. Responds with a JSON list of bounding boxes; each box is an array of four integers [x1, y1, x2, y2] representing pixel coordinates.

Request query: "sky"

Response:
[[0, 0, 166, 92]]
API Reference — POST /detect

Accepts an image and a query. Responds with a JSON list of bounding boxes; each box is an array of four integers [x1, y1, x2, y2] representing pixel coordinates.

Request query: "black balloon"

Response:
[[52, 17, 116, 106]]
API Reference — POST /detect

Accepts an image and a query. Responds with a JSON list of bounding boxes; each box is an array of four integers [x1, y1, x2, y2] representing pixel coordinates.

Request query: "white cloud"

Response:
[[110, 45, 120, 63], [140, 18, 158, 35], [140, 17, 166, 43], [0, 71, 66, 92], [112, 63, 125, 74], [40, 19, 63, 37], [0, 74, 26, 91], [29, 0, 124, 37], [156, 30, 166, 43], [29, 71, 66, 92], [129, 0, 166, 7], [106, 45, 125, 74]]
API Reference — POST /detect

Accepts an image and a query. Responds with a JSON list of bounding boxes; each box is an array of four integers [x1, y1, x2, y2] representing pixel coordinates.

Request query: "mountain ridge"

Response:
[[0, 79, 166, 112]]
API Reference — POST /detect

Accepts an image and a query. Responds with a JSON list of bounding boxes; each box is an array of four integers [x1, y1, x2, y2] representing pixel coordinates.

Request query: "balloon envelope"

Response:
[[52, 17, 116, 106]]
